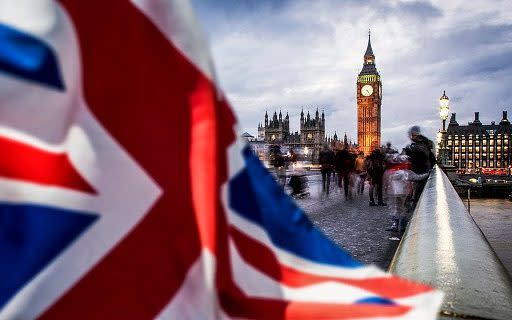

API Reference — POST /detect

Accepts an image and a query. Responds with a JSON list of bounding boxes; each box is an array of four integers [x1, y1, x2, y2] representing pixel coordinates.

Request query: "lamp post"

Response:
[[440, 90, 450, 131], [439, 90, 450, 165]]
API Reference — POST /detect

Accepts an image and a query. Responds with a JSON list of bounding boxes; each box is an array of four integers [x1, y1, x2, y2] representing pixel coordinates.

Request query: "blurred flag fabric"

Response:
[[0, 0, 443, 319]]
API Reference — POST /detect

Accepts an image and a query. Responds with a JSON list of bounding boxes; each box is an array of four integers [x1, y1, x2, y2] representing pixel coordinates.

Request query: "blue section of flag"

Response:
[[0, 203, 98, 309], [0, 23, 65, 90], [229, 145, 361, 268], [355, 296, 396, 305]]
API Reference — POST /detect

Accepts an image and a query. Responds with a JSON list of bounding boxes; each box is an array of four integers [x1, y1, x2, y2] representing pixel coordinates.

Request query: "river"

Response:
[[468, 198, 512, 277]]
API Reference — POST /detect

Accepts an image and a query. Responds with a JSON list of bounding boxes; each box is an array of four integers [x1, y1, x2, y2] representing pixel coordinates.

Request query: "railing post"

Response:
[[388, 166, 512, 319]]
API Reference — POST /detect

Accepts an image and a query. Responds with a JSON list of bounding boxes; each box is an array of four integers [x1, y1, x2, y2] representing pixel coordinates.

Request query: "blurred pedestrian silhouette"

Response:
[[404, 126, 435, 205], [319, 145, 335, 194], [366, 148, 386, 206]]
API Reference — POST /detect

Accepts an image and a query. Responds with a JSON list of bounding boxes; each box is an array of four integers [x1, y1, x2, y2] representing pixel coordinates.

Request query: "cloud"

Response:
[[191, 0, 512, 149]]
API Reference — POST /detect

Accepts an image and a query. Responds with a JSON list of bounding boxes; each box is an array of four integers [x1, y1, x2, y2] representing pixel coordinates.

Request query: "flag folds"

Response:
[[0, 0, 442, 318]]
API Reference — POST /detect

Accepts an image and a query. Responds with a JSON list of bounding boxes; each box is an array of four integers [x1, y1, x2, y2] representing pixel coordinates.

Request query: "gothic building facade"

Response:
[[357, 31, 382, 155], [256, 109, 326, 162]]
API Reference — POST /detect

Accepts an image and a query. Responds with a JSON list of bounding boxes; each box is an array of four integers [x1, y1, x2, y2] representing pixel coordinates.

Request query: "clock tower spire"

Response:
[[357, 30, 382, 154]]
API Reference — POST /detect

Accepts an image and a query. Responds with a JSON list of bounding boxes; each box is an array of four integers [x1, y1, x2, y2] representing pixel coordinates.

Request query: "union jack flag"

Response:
[[0, 0, 443, 319]]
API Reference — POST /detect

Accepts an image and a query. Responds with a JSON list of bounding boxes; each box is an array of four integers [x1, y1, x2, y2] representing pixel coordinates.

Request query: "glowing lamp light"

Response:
[[439, 90, 450, 121]]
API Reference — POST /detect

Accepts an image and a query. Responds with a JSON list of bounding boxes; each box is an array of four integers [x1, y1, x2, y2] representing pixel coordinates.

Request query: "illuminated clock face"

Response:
[[361, 85, 373, 96], [271, 134, 276, 141], [307, 133, 313, 139]]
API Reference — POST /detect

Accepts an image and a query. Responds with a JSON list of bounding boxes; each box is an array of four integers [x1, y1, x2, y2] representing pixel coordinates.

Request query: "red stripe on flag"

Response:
[[230, 227, 433, 299], [42, 0, 230, 318], [0, 135, 95, 194], [218, 271, 412, 320]]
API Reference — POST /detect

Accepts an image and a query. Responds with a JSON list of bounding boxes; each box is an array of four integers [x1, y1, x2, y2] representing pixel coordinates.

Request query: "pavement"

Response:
[[288, 172, 402, 270]]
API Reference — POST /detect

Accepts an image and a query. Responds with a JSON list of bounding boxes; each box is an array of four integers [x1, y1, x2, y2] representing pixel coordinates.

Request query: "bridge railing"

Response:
[[388, 166, 512, 319]]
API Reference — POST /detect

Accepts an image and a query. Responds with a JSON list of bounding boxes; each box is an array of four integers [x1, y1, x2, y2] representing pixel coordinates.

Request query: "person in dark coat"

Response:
[[334, 148, 354, 199], [366, 148, 386, 206], [404, 126, 435, 203], [318, 145, 335, 194]]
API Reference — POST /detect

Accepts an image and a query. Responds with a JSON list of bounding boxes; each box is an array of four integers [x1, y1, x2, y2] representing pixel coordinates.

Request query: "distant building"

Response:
[[253, 109, 326, 163], [241, 132, 256, 142], [444, 111, 511, 170]]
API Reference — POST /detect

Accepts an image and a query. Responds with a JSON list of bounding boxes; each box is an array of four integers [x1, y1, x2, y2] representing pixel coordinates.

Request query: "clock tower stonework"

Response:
[[357, 31, 382, 155]]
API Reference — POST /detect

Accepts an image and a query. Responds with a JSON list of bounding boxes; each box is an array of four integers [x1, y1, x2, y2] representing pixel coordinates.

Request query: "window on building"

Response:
[[490, 139, 495, 146], [462, 140, 466, 146], [490, 153, 494, 159], [462, 147, 466, 152], [469, 147, 473, 152], [476, 146, 480, 152], [448, 140, 452, 146], [483, 162, 487, 167], [469, 154, 473, 159], [462, 154, 466, 159], [455, 140, 459, 146], [483, 140, 487, 146], [476, 140, 480, 145], [455, 154, 459, 159], [497, 146, 502, 152], [490, 147, 494, 153], [476, 154, 480, 159], [490, 162, 494, 168]]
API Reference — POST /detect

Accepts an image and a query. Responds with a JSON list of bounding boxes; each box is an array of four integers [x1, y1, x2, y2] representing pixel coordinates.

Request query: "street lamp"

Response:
[[438, 90, 450, 166], [440, 90, 450, 131]]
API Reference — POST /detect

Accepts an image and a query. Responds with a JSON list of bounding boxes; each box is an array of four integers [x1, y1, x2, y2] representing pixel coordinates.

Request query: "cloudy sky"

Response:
[[190, 0, 512, 149]]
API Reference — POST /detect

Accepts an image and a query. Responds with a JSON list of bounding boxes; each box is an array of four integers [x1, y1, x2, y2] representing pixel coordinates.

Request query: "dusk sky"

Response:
[[191, 0, 512, 149]]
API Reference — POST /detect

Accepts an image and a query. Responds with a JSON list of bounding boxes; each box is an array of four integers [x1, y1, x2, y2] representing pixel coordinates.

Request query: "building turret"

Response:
[[449, 113, 458, 126], [265, 111, 268, 126], [500, 111, 510, 125]]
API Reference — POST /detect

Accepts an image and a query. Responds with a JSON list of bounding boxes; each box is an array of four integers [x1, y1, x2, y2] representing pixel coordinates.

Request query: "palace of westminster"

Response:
[[244, 32, 511, 170]]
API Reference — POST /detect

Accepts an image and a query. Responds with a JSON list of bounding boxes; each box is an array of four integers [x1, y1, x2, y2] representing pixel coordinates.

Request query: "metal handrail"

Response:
[[388, 166, 512, 319]]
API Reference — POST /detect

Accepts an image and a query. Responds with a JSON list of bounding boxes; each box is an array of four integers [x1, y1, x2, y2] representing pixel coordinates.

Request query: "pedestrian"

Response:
[[318, 145, 335, 194], [334, 148, 354, 199], [269, 145, 287, 187], [366, 148, 386, 206], [384, 154, 412, 232], [354, 151, 366, 194], [404, 126, 435, 205]]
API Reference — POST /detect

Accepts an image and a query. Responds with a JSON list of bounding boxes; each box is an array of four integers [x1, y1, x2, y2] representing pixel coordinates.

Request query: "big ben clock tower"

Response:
[[357, 31, 382, 155]]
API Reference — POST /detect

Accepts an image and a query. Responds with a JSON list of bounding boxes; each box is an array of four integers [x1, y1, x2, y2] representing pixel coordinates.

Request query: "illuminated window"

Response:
[[476, 154, 480, 159], [490, 140, 495, 146], [483, 140, 487, 146], [490, 147, 494, 152], [490, 154, 494, 159], [455, 147, 459, 152], [469, 147, 473, 152], [483, 162, 487, 167], [483, 146, 487, 152], [497, 146, 502, 152], [462, 154, 466, 159], [462, 140, 466, 146], [455, 154, 459, 159], [462, 147, 466, 152], [490, 162, 494, 167], [469, 154, 473, 159], [476, 147, 480, 152], [455, 140, 459, 146], [476, 140, 480, 145], [448, 140, 452, 146]]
